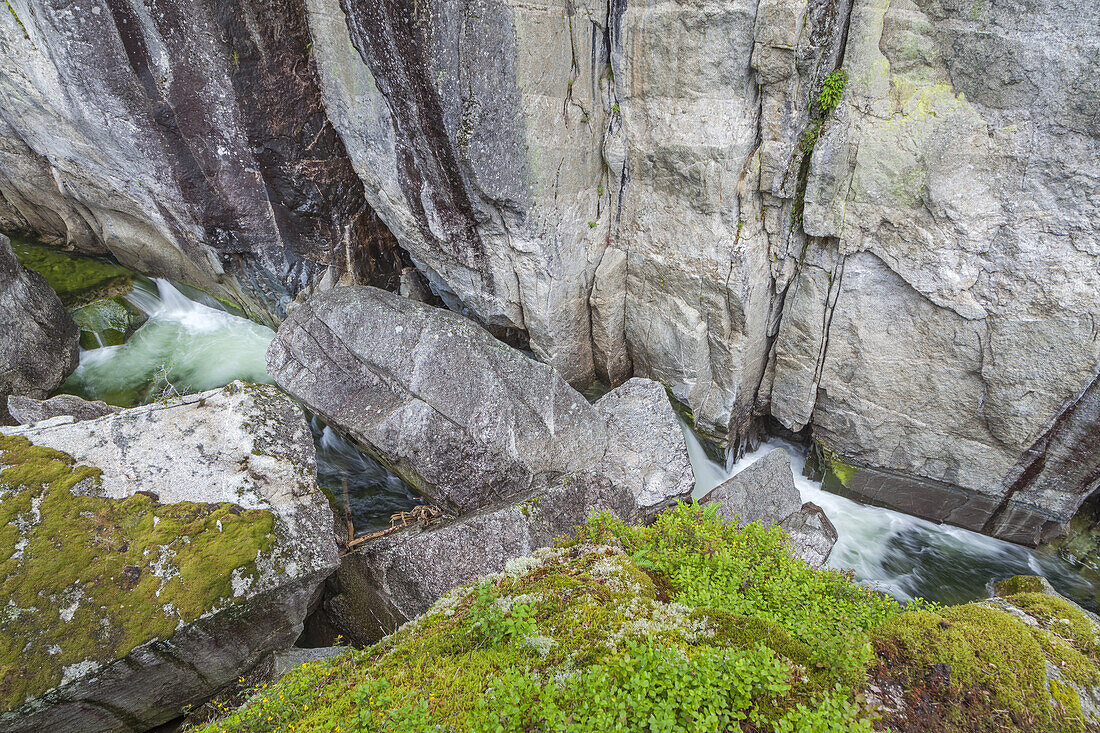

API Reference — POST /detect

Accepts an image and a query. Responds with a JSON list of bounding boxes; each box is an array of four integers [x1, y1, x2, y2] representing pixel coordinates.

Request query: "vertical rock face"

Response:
[[0, 233, 79, 423], [771, 0, 1100, 544], [0, 0, 402, 322]]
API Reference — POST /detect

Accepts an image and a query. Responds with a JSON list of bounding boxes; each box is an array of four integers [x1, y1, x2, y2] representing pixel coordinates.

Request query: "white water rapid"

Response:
[[680, 423, 1098, 610]]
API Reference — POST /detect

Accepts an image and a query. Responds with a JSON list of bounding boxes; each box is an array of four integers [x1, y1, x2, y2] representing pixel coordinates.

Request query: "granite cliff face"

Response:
[[1, 0, 1097, 544]]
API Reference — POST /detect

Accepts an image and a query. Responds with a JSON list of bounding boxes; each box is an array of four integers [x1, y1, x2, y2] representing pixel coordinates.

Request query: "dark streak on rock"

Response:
[[338, 0, 489, 280]]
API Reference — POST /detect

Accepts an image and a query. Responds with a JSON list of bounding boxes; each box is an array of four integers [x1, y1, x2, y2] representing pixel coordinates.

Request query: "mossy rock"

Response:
[[10, 238, 133, 308], [70, 297, 148, 349], [0, 434, 276, 713], [872, 579, 1100, 731]]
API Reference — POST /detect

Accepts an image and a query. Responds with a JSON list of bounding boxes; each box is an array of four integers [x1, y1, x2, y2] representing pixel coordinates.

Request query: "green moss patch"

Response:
[[194, 504, 893, 732], [71, 297, 148, 349], [0, 435, 276, 712], [872, 599, 1097, 731], [10, 239, 133, 307], [192, 507, 1100, 733]]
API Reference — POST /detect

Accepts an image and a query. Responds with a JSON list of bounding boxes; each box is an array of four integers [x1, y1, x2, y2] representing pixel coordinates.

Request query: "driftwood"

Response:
[[344, 504, 444, 551]]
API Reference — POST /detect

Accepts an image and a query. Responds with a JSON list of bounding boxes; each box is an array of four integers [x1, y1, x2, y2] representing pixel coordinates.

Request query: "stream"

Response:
[[51, 269, 1099, 611]]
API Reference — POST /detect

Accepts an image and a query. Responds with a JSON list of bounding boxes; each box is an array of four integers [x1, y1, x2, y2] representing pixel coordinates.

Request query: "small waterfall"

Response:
[[679, 426, 1100, 610], [64, 278, 275, 406]]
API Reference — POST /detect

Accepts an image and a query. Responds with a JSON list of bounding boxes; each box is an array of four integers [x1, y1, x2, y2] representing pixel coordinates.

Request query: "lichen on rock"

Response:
[[0, 434, 277, 711]]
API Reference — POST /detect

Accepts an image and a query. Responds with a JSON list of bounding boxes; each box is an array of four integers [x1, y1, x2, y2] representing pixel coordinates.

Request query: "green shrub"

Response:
[[817, 70, 849, 116]]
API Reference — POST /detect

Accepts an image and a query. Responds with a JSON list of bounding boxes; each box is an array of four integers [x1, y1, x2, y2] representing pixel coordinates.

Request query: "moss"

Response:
[[1005, 591, 1100, 657], [0, 435, 277, 712], [70, 297, 147, 349], [10, 239, 133, 307], [1049, 677, 1086, 724], [873, 601, 1098, 731], [995, 574, 1048, 595], [819, 444, 859, 489]]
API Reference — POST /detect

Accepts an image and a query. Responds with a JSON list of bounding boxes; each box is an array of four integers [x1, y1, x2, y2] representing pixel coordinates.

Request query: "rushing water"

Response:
[[53, 269, 1099, 608], [681, 424, 1100, 611], [61, 277, 416, 533]]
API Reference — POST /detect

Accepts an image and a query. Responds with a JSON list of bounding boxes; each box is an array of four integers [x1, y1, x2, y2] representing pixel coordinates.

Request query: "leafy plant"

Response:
[[817, 70, 849, 116], [468, 581, 536, 647]]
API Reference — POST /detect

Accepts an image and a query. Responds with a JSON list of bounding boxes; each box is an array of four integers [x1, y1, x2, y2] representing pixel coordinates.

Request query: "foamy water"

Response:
[[681, 425, 1098, 610]]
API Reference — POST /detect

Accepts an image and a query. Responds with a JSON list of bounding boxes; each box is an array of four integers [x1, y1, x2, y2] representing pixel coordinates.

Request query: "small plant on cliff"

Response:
[[817, 69, 849, 116]]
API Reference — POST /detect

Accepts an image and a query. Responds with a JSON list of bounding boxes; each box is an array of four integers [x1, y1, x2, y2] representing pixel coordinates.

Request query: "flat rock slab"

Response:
[[0, 382, 338, 733], [268, 286, 606, 514], [7, 394, 121, 424]]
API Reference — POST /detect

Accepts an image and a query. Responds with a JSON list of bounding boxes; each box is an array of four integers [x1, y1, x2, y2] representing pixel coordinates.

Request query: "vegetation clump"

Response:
[[191, 506, 1100, 733], [0, 435, 277, 712], [816, 70, 849, 117], [194, 504, 896, 732]]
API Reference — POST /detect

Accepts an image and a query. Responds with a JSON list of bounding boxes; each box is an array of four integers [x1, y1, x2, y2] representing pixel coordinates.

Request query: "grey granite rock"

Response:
[[700, 448, 804, 527], [6, 394, 120, 424], [267, 285, 606, 515], [0, 0, 401, 323], [302, 370, 692, 643], [700, 448, 836, 567], [780, 502, 838, 568], [0, 233, 78, 424], [0, 382, 338, 733]]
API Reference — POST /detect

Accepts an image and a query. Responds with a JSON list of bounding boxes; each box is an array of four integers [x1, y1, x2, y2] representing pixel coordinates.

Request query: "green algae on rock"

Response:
[[70, 296, 148, 349], [0, 434, 276, 712], [10, 238, 133, 308]]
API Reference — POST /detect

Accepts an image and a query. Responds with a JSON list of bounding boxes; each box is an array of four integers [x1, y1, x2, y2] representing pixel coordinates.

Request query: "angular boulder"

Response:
[[700, 448, 837, 566], [779, 503, 838, 569], [0, 382, 338, 733], [6, 394, 121, 425], [322, 377, 693, 643], [267, 285, 607, 514], [0, 234, 79, 424]]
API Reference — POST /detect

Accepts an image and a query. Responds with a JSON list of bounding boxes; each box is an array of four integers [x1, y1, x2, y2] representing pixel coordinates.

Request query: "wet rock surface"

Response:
[[701, 448, 837, 566], [0, 382, 338, 733], [0, 234, 79, 424]]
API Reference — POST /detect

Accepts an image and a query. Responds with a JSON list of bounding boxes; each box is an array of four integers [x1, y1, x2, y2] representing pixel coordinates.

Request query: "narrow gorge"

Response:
[[0, 0, 1097, 730]]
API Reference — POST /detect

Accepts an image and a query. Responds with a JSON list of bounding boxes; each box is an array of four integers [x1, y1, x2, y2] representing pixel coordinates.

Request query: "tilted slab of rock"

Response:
[[267, 285, 608, 514], [0, 382, 338, 733], [324, 377, 694, 643], [700, 448, 837, 567], [6, 394, 121, 425], [0, 234, 78, 425]]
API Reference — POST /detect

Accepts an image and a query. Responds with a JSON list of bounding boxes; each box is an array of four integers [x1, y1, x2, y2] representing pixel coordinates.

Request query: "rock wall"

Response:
[[2, 0, 1098, 543], [770, 0, 1100, 544], [0, 0, 402, 323]]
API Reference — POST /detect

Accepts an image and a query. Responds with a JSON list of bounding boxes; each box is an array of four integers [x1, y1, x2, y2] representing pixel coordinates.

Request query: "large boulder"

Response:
[[0, 382, 338, 732], [267, 285, 608, 514], [0, 233, 79, 424], [700, 448, 837, 567], [317, 376, 693, 643]]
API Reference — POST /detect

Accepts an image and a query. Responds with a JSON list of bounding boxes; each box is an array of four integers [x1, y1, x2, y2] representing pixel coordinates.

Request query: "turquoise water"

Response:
[[61, 276, 416, 534], [681, 424, 1100, 612]]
